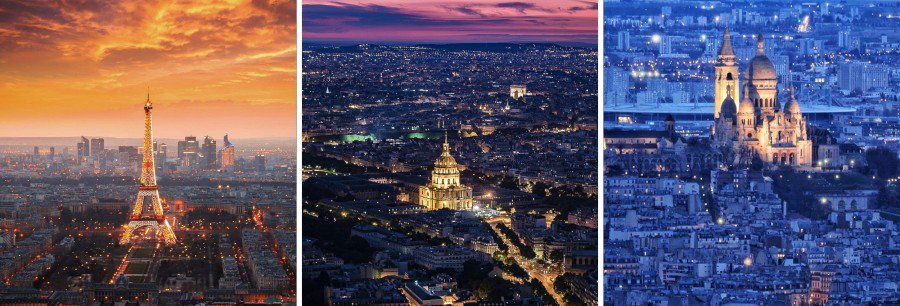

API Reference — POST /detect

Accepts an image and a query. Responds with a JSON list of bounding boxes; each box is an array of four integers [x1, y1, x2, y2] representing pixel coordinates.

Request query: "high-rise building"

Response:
[[90, 138, 104, 154], [154, 142, 167, 173], [77, 136, 90, 162], [418, 134, 473, 211], [220, 133, 235, 168], [253, 155, 266, 172], [659, 35, 673, 54], [48, 147, 55, 162], [202, 136, 217, 169], [839, 61, 888, 93], [119, 146, 140, 165], [177, 136, 200, 167], [838, 30, 850, 49], [33, 146, 40, 161], [617, 31, 630, 50], [604, 67, 630, 106]]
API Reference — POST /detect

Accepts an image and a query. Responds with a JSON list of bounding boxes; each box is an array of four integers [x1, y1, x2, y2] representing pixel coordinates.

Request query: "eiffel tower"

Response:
[[120, 93, 177, 245]]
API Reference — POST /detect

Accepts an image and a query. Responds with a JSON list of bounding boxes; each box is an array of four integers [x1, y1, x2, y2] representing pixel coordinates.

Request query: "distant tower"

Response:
[[121, 93, 177, 245], [220, 133, 235, 168], [714, 27, 740, 119]]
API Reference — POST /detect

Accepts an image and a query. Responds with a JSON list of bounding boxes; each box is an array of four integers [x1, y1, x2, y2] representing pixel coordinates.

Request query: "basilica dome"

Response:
[[745, 36, 776, 81], [739, 94, 755, 114], [784, 87, 801, 114]]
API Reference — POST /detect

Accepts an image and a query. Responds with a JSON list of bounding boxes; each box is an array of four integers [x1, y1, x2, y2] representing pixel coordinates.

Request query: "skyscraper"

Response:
[[154, 141, 168, 173], [221, 133, 235, 168], [77, 136, 90, 162], [90, 138, 104, 154], [202, 136, 217, 169], [177, 136, 200, 167], [617, 31, 630, 50]]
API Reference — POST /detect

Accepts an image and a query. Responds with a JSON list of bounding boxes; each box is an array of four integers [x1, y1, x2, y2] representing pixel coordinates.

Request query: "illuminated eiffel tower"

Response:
[[120, 93, 177, 245]]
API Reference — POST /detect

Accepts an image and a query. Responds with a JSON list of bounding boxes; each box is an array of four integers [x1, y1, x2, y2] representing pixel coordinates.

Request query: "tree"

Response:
[[553, 277, 569, 295], [458, 260, 490, 289], [301, 271, 330, 305], [500, 176, 519, 190], [531, 279, 560, 306], [474, 277, 514, 301], [866, 147, 899, 179], [531, 182, 551, 196]]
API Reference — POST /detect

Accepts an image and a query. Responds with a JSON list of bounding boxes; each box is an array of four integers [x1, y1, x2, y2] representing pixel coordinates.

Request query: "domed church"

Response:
[[419, 133, 473, 210], [712, 28, 813, 167]]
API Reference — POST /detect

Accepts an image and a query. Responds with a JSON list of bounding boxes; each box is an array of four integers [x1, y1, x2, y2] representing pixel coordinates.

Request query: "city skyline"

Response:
[[603, 1, 899, 304], [0, 0, 296, 138], [302, 0, 598, 44]]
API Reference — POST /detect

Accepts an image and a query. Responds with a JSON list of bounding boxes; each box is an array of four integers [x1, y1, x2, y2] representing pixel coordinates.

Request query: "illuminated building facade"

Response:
[[418, 134, 473, 211], [509, 84, 527, 99], [121, 94, 177, 245], [712, 29, 813, 167], [177, 136, 199, 167]]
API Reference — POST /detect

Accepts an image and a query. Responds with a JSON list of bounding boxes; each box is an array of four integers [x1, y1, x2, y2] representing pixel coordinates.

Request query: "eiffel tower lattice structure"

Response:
[[120, 94, 177, 245]]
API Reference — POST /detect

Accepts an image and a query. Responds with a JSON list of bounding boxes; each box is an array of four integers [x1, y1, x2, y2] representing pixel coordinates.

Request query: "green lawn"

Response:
[[130, 248, 156, 259], [124, 262, 150, 275]]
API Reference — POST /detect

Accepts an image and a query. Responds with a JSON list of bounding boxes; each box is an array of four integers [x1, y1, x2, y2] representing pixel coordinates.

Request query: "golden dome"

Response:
[[433, 133, 459, 173]]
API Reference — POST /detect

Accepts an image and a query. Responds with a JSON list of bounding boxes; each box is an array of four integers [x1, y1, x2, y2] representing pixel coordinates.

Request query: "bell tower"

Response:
[[714, 27, 740, 119]]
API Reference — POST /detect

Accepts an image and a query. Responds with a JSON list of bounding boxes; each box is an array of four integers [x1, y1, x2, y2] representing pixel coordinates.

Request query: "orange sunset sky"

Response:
[[0, 0, 296, 138]]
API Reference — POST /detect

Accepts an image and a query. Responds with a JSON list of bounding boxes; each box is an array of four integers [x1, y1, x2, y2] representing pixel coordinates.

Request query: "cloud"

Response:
[[301, 1, 596, 44], [568, 1, 599, 13], [0, 0, 297, 138], [496, 2, 537, 13], [302, 3, 476, 33], [447, 5, 484, 17]]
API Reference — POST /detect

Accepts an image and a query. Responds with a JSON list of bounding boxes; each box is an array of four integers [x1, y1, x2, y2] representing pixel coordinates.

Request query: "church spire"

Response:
[[718, 27, 735, 56], [756, 33, 765, 55], [442, 131, 450, 155]]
